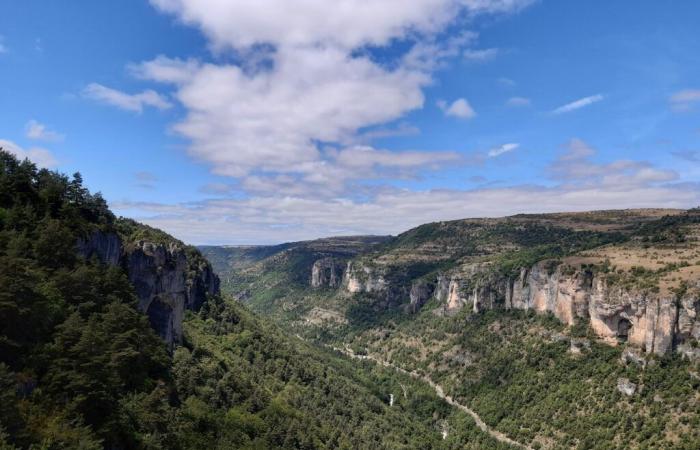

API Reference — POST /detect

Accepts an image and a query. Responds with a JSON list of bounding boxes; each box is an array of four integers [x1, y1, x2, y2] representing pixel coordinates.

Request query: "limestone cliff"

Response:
[[442, 262, 700, 356], [311, 257, 343, 288], [77, 230, 220, 347], [343, 261, 388, 293], [337, 257, 699, 357]]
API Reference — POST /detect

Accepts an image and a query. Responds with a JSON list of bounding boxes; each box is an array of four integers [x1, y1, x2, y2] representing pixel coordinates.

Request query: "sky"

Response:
[[1, 0, 699, 245]]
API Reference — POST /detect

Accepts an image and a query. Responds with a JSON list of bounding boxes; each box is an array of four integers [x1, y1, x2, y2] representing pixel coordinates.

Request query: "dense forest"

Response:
[[0, 149, 507, 449]]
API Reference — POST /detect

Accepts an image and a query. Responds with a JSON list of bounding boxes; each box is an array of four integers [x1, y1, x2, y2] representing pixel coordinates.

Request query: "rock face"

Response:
[[343, 262, 387, 294], [77, 231, 220, 347], [76, 231, 122, 266], [125, 241, 219, 347], [337, 256, 700, 357], [311, 257, 343, 288], [408, 280, 434, 313], [499, 263, 687, 355]]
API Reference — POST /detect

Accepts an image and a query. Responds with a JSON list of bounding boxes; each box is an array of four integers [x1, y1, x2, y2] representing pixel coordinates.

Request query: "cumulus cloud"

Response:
[[115, 0, 682, 245], [552, 94, 604, 114], [669, 89, 700, 112], [25, 119, 64, 142], [438, 98, 476, 119], [149, 0, 533, 50], [506, 96, 530, 107], [487, 143, 519, 157], [133, 0, 533, 188], [83, 83, 172, 113], [135, 52, 428, 177], [0, 139, 58, 168]]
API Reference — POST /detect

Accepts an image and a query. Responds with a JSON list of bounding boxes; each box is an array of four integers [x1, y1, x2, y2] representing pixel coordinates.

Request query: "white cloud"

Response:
[[355, 123, 420, 143], [552, 94, 604, 114], [136, 52, 428, 178], [115, 178, 697, 245], [463, 48, 499, 61], [108, 136, 694, 245], [0, 139, 58, 168], [134, 0, 532, 184], [549, 138, 677, 187], [83, 83, 172, 113], [669, 89, 700, 112], [25, 119, 65, 142], [149, 0, 532, 51], [487, 142, 519, 157], [438, 98, 476, 119], [0, 36, 6, 54], [506, 96, 530, 107]]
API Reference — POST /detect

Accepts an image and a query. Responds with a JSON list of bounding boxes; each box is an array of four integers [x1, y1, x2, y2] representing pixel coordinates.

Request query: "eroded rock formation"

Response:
[[335, 257, 699, 357], [77, 231, 220, 347], [311, 257, 343, 288]]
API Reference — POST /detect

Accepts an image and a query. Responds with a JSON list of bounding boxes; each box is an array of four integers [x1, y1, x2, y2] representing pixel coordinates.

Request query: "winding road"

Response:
[[330, 345, 532, 450]]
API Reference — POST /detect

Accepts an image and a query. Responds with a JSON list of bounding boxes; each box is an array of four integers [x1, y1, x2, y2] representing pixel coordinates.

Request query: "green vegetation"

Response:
[[0, 149, 510, 448], [0, 150, 169, 447], [209, 206, 700, 449]]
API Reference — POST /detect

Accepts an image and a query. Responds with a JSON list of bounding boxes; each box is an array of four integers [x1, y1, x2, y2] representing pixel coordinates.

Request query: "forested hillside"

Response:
[[0, 149, 506, 449], [205, 209, 700, 449]]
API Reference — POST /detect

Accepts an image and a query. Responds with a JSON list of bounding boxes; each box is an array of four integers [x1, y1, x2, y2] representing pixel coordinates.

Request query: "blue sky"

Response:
[[1, 0, 699, 244]]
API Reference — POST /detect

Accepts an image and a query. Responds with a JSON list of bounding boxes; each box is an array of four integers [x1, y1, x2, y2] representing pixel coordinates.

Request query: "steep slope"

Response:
[[200, 235, 389, 316], [0, 149, 508, 449], [216, 208, 700, 449]]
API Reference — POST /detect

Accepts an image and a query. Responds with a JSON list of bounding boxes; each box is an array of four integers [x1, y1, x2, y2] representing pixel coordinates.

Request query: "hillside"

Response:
[[0, 149, 512, 449], [206, 208, 700, 449]]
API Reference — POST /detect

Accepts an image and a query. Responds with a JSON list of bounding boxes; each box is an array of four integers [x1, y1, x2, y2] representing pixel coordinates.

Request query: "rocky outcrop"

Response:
[[617, 378, 637, 396], [408, 280, 434, 313], [455, 261, 700, 357], [311, 257, 343, 288], [501, 264, 684, 355], [343, 261, 387, 293], [125, 241, 219, 347], [76, 231, 122, 266], [77, 231, 220, 348], [338, 254, 699, 357]]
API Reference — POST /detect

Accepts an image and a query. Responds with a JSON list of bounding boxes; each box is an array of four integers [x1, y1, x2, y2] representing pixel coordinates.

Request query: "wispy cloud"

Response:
[[463, 48, 499, 61], [25, 119, 65, 142], [437, 98, 476, 119], [0, 139, 58, 168], [488, 143, 519, 157], [549, 138, 677, 187], [498, 77, 516, 87], [506, 96, 530, 107], [552, 94, 604, 114], [671, 150, 700, 163], [669, 89, 700, 112], [134, 171, 158, 189], [83, 83, 172, 113]]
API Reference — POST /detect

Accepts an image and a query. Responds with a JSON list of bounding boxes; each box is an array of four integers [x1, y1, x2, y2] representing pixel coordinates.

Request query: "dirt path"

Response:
[[330, 345, 532, 450]]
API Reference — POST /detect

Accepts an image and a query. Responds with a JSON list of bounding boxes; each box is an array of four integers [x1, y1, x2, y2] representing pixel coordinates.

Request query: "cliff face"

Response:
[[502, 264, 688, 355], [343, 261, 388, 293], [311, 257, 343, 288], [78, 231, 220, 347], [446, 263, 699, 356], [332, 258, 699, 357]]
